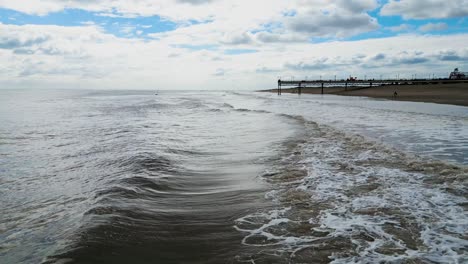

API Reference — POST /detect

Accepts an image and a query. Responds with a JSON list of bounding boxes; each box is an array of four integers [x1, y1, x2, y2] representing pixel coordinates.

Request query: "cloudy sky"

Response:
[[0, 0, 467, 90]]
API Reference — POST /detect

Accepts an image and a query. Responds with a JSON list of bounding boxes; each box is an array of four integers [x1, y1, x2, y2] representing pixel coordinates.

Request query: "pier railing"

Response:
[[276, 79, 468, 95]]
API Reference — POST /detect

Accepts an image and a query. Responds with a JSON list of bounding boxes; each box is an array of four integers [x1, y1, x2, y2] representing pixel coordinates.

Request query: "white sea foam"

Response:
[[235, 113, 468, 262]]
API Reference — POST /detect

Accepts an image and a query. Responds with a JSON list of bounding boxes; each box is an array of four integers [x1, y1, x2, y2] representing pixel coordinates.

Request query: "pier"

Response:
[[277, 79, 468, 95]]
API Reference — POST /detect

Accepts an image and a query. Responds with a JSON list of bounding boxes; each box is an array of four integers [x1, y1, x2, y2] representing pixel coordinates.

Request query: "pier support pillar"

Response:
[[277, 80, 281, 95]]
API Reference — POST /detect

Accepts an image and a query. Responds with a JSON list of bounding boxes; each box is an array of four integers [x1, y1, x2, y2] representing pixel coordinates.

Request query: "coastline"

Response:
[[261, 82, 468, 107]]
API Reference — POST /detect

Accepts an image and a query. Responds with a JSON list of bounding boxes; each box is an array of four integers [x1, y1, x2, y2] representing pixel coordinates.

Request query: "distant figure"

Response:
[[393, 91, 398, 99]]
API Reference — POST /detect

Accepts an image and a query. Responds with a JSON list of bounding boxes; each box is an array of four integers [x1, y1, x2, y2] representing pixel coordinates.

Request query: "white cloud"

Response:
[[278, 0, 380, 38], [381, 0, 468, 19], [1, 21, 467, 89], [220, 32, 253, 45], [419, 22, 448, 32], [287, 11, 378, 38], [254, 32, 309, 43], [0, 0, 286, 22], [336, 0, 379, 13], [119, 25, 137, 35], [146, 0, 381, 48], [388, 24, 412, 32], [80, 21, 96, 26], [0, 1, 467, 89], [0, 0, 379, 31]]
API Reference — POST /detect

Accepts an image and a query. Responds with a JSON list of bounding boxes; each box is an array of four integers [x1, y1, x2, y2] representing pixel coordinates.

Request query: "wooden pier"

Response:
[[277, 79, 468, 95]]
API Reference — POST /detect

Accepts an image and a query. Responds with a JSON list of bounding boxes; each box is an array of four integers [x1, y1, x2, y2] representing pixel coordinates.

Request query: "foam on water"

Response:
[[234, 111, 468, 263]]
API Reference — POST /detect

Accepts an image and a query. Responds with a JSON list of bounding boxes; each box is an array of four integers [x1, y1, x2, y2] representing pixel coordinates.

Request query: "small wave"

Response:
[[233, 108, 271, 114], [93, 186, 140, 200], [207, 108, 223, 112], [97, 101, 172, 116], [107, 153, 175, 175], [165, 148, 208, 156], [177, 99, 210, 110], [223, 103, 234, 109], [119, 176, 174, 193]]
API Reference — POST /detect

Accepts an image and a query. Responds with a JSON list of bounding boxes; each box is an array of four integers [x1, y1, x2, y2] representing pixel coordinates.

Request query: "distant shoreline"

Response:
[[260, 82, 468, 107]]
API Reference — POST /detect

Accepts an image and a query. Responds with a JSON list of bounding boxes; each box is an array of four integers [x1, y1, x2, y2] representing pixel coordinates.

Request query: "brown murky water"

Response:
[[1, 90, 467, 263]]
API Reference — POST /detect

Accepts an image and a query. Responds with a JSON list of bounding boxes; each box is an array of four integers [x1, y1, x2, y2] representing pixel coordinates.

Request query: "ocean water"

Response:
[[0, 89, 467, 263]]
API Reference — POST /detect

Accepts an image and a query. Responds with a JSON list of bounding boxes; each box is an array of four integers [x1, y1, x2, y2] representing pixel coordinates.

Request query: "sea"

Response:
[[1, 89, 467, 263]]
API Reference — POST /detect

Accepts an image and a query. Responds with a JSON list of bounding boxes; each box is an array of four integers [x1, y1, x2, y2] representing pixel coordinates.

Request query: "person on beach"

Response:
[[393, 91, 398, 99]]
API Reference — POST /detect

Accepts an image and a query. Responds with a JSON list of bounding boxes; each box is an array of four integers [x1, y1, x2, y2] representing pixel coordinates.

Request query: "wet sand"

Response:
[[263, 83, 468, 107]]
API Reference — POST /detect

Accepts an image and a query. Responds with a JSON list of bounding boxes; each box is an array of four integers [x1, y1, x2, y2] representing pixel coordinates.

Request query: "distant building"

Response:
[[449, 68, 467, 79]]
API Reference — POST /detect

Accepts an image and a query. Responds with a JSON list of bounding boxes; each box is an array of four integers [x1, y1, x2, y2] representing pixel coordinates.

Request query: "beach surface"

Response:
[[264, 82, 468, 107]]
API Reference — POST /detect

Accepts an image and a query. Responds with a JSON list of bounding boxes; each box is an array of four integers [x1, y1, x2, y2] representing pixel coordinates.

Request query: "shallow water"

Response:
[[0, 89, 467, 263]]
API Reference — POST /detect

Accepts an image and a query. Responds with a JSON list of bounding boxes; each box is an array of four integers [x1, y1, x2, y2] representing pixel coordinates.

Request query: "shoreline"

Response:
[[261, 83, 468, 107]]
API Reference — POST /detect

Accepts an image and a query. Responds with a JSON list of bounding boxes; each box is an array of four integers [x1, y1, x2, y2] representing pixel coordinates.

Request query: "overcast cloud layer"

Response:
[[0, 0, 467, 89]]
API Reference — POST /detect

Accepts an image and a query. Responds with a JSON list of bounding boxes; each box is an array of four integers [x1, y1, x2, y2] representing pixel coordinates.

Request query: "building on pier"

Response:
[[449, 68, 467, 79]]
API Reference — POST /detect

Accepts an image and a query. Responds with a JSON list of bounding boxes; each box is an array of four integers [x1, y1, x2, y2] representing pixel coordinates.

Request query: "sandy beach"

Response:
[[263, 82, 468, 107]]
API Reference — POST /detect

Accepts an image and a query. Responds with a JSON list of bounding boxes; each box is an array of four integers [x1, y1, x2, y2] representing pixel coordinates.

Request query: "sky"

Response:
[[0, 0, 467, 90]]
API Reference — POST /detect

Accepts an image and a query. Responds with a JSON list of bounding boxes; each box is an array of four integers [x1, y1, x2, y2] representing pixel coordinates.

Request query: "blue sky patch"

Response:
[[224, 49, 258, 55], [0, 8, 177, 38]]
